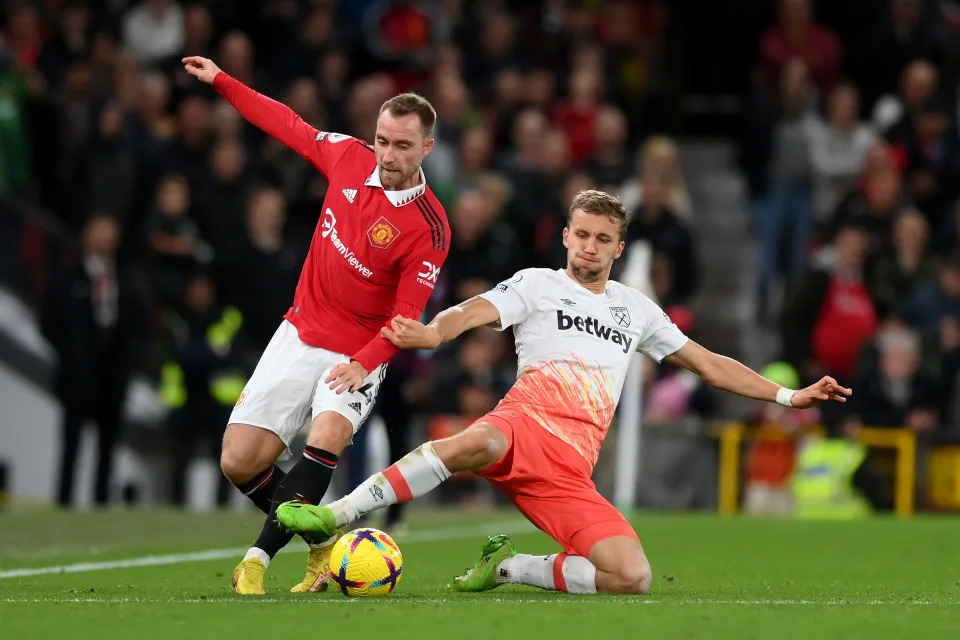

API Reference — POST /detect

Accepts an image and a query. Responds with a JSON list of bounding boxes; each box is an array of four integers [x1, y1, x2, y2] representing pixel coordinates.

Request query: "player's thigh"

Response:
[[431, 421, 510, 473], [226, 321, 321, 463], [309, 354, 388, 454]]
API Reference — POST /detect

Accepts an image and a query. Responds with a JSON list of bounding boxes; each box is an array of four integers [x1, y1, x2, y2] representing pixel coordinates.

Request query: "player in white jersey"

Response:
[[276, 190, 851, 595]]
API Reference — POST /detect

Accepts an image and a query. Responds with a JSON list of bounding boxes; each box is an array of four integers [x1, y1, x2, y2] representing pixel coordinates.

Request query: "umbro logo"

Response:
[[348, 401, 362, 414], [560, 298, 576, 307], [343, 188, 357, 203]]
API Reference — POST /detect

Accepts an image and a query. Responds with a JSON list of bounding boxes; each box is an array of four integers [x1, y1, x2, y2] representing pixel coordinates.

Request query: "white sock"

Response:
[[244, 547, 270, 568], [331, 442, 452, 527], [495, 553, 597, 594]]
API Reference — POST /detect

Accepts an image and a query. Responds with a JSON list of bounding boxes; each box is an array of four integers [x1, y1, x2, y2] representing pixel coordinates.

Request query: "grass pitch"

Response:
[[1, 508, 958, 639]]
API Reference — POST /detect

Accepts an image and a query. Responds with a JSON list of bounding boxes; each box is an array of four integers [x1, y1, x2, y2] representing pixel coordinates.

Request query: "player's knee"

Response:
[[220, 448, 255, 484], [438, 424, 507, 472], [220, 435, 267, 484], [307, 412, 354, 453], [616, 557, 652, 595], [465, 425, 507, 469]]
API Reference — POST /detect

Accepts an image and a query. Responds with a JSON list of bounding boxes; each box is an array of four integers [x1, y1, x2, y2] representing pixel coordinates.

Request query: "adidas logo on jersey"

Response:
[[556, 310, 634, 354], [348, 401, 362, 414], [343, 188, 357, 203]]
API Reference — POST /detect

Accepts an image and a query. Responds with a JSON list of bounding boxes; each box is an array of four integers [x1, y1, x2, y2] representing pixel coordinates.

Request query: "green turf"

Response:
[[1, 509, 959, 639]]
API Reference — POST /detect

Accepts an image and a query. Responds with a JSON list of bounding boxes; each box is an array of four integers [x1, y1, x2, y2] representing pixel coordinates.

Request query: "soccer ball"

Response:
[[328, 528, 403, 597]]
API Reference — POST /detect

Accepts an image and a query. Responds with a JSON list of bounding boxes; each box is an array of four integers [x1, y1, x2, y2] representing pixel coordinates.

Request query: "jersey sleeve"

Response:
[[478, 269, 539, 331], [635, 297, 689, 363], [351, 231, 450, 372], [212, 72, 353, 178]]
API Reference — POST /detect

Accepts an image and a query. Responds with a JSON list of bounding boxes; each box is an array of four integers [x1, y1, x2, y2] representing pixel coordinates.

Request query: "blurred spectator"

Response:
[[273, 6, 337, 86], [122, 0, 185, 65], [167, 95, 211, 182], [162, 273, 250, 507], [443, 190, 522, 304], [828, 167, 905, 254], [553, 69, 602, 165], [182, 4, 214, 59], [783, 224, 877, 383], [873, 59, 939, 139], [624, 170, 698, 303], [221, 187, 305, 350], [73, 101, 135, 230], [758, 0, 842, 93], [621, 136, 691, 221], [842, 325, 940, 500], [41, 216, 146, 506], [902, 254, 960, 334], [742, 361, 819, 516], [869, 209, 938, 318], [644, 307, 713, 428], [857, 0, 943, 110], [194, 137, 250, 261], [37, 3, 91, 91], [583, 105, 633, 192], [900, 98, 959, 220], [464, 12, 519, 91], [218, 32, 256, 88], [752, 59, 817, 319], [429, 327, 515, 417], [362, 0, 436, 75], [809, 83, 877, 225], [145, 173, 211, 310]]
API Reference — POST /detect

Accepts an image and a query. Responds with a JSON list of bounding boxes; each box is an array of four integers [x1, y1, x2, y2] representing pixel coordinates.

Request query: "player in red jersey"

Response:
[[183, 56, 450, 594]]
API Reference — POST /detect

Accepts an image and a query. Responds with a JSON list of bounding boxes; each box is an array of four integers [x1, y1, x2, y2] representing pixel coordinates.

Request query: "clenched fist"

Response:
[[182, 56, 222, 84]]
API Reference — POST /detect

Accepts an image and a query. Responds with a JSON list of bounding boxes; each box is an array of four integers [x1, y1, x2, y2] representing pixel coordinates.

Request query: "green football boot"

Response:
[[449, 534, 518, 592], [276, 501, 338, 539]]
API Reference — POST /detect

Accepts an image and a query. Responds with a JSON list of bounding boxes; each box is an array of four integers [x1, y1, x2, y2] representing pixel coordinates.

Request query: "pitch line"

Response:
[[0, 519, 535, 580], [0, 597, 952, 606]]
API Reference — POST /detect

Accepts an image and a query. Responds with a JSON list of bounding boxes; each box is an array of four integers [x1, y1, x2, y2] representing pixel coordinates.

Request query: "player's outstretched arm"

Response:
[[382, 296, 501, 350], [182, 56, 337, 176], [664, 340, 851, 409]]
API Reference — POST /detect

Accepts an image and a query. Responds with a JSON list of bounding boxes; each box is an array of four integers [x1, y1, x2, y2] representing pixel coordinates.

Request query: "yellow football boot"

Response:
[[232, 557, 266, 595], [290, 532, 343, 593]]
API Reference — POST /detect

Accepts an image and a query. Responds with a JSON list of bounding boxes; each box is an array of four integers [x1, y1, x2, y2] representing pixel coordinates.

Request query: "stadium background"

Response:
[[1, 0, 960, 521]]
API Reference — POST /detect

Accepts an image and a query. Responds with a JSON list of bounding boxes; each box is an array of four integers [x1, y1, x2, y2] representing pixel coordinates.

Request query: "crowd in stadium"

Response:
[[3, 0, 960, 510]]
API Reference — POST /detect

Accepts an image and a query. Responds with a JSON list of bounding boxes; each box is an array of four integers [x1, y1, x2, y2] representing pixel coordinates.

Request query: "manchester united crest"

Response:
[[368, 216, 401, 249]]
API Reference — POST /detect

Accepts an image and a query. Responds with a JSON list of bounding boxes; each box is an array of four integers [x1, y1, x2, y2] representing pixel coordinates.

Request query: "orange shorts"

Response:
[[474, 404, 638, 558]]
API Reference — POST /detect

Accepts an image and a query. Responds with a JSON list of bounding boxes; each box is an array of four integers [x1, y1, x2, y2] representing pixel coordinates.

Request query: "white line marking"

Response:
[[0, 519, 536, 579], [0, 597, 953, 606]]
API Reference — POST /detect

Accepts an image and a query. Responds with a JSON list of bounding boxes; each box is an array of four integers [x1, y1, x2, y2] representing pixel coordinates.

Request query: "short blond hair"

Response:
[[566, 190, 628, 240]]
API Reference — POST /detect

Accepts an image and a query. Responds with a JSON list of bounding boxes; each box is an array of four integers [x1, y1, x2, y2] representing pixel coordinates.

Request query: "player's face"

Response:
[[562, 209, 625, 283], [375, 111, 434, 190]]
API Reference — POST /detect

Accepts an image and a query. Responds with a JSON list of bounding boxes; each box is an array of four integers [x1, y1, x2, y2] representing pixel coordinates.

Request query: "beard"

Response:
[[570, 262, 602, 283], [379, 162, 420, 189]]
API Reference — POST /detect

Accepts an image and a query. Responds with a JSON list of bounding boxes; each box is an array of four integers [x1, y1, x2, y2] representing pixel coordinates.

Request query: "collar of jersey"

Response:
[[364, 166, 427, 207]]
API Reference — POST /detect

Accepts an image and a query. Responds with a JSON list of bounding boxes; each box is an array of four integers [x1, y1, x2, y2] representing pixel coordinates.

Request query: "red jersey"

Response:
[[213, 73, 450, 372]]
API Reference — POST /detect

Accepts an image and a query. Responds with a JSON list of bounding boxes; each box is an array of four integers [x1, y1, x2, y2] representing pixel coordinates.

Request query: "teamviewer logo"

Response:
[[321, 208, 337, 238]]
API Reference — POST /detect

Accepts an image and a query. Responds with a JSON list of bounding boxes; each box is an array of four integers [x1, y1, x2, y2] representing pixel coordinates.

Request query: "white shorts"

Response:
[[229, 320, 386, 457]]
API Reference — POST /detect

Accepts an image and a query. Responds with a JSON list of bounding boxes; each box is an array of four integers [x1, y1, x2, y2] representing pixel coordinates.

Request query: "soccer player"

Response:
[[182, 56, 450, 594], [276, 190, 851, 595]]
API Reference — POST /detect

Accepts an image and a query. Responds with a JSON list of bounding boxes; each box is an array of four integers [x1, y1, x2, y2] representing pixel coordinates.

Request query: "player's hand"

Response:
[[381, 315, 441, 350], [325, 361, 369, 395], [790, 376, 852, 409], [182, 56, 221, 84]]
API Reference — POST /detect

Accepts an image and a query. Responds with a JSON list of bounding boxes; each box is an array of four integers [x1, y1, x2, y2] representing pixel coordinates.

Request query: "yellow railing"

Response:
[[714, 423, 916, 517]]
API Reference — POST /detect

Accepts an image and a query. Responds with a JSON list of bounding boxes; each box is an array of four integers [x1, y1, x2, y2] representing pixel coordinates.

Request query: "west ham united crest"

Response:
[[367, 216, 400, 249], [609, 306, 631, 327]]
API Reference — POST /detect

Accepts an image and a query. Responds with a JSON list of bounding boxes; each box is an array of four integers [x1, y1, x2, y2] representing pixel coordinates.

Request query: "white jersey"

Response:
[[479, 268, 688, 467]]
